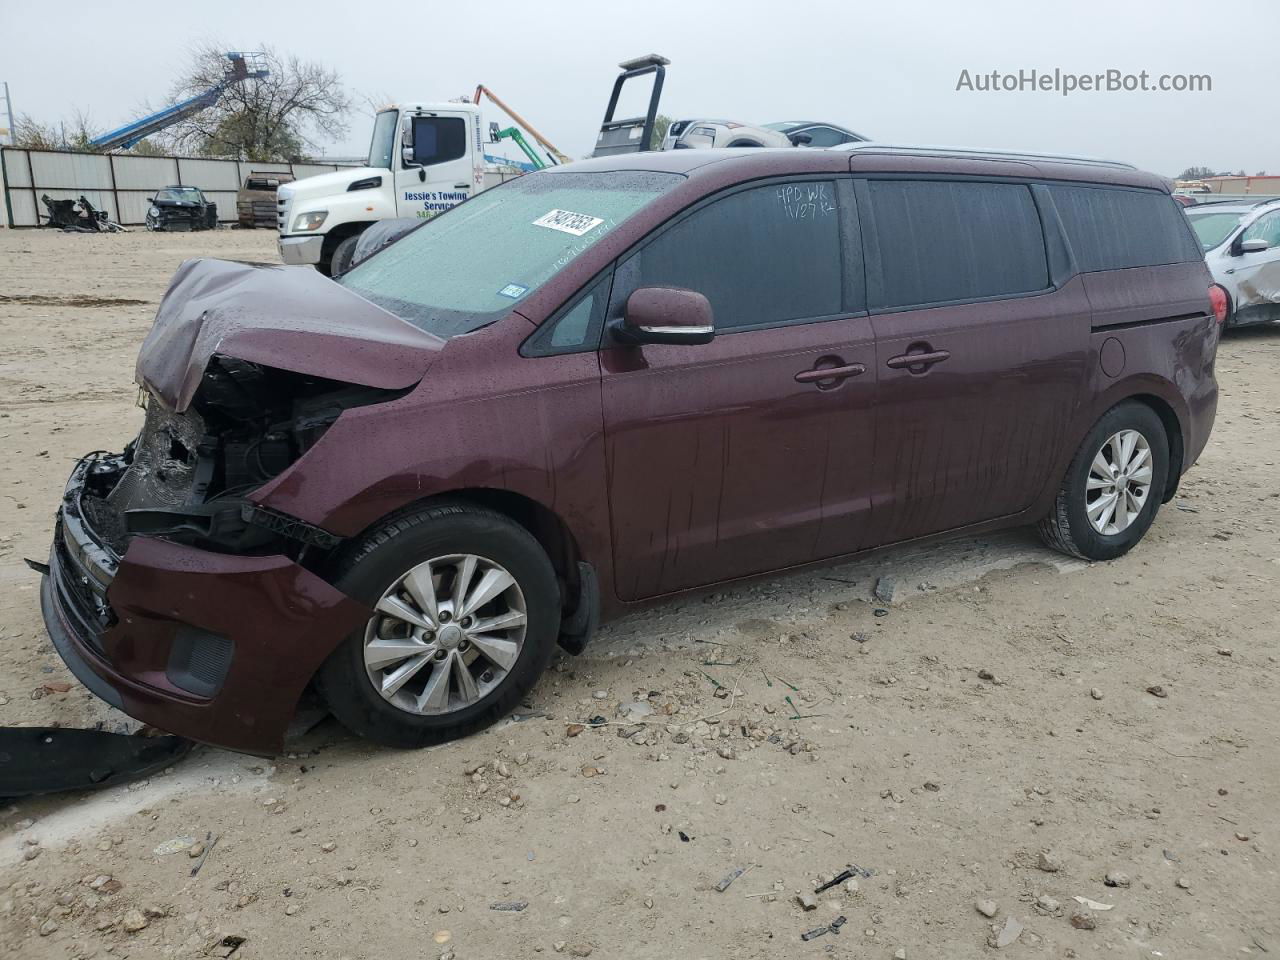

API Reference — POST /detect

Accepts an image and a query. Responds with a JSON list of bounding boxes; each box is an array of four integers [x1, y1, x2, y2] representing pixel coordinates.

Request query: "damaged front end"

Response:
[[100, 359, 403, 557], [38, 258, 442, 755]]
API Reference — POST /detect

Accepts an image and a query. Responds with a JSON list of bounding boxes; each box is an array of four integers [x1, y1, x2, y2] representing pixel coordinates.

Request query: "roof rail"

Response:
[[836, 142, 1138, 171]]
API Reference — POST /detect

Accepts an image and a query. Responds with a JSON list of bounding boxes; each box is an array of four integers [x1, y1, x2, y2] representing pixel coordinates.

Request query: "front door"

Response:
[[393, 110, 476, 221], [601, 179, 878, 601], [1231, 209, 1280, 324], [858, 177, 1090, 545]]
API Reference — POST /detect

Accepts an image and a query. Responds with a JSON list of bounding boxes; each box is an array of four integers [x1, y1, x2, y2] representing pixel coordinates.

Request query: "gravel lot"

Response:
[[1, 228, 1277, 959]]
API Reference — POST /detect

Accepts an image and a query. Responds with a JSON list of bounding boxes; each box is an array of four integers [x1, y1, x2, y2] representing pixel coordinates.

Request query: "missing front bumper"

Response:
[[42, 462, 371, 756]]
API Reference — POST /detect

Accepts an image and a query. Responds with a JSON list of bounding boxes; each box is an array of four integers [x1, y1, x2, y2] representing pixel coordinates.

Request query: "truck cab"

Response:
[[278, 102, 487, 275]]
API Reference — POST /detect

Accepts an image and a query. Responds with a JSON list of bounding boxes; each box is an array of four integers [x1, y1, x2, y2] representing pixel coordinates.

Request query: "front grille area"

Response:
[[51, 524, 114, 655], [277, 195, 291, 236]]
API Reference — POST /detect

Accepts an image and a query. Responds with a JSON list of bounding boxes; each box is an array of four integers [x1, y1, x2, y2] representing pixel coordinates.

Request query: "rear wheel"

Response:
[[317, 502, 560, 748], [1038, 402, 1169, 561]]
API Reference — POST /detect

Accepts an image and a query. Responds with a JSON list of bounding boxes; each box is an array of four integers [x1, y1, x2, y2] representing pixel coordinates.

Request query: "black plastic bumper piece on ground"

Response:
[[0, 727, 192, 798]]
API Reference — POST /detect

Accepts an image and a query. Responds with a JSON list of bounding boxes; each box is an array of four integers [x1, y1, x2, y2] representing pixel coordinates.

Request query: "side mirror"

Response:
[[401, 146, 417, 166], [788, 132, 813, 146], [615, 287, 715, 345], [1239, 238, 1270, 254]]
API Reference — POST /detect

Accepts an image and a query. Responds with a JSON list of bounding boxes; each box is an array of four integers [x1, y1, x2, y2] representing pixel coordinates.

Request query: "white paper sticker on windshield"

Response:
[[532, 209, 604, 236]]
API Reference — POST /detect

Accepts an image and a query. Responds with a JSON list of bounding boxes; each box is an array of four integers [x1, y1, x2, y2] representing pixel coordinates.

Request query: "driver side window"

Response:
[[408, 116, 467, 167], [800, 126, 848, 147], [617, 181, 846, 332]]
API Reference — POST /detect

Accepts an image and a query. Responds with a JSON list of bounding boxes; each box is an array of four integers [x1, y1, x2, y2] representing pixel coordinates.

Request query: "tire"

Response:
[[1038, 401, 1169, 561], [316, 502, 560, 748], [329, 234, 361, 276], [145, 214, 160, 232]]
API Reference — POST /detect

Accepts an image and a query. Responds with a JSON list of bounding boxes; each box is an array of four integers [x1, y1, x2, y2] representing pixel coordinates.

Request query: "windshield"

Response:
[[1186, 211, 1245, 250], [341, 170, 682, 337], [155, 187, 201, 203], [368, 110, 398, 169]]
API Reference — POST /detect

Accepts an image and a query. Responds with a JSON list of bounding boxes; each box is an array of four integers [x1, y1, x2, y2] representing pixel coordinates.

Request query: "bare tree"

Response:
[[13, 109, 102, 151], [157, 43, 351, 161]]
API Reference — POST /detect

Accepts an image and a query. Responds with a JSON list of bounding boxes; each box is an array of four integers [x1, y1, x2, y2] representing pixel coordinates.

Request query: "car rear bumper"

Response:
[[41, 458, 369, 756], [278, 235, 324, 265]]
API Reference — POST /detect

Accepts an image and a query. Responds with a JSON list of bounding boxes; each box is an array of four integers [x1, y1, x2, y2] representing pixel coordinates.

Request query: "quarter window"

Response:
[[868, 180, 1049, 308], [1048, 184, 1201, 271], [627, 181, 844, 331]]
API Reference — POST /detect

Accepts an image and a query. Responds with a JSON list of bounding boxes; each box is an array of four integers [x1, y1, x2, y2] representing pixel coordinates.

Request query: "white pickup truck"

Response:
[[277, 101, 520, 275]]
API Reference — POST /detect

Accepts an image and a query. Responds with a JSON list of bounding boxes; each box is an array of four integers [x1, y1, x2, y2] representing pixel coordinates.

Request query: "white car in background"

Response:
[[660, 119, 867, 150], [1185, 198, 1280, 327]]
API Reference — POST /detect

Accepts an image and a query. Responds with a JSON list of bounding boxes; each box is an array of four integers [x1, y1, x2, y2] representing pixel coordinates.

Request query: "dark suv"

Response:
[[40, 146, 1221, 754]]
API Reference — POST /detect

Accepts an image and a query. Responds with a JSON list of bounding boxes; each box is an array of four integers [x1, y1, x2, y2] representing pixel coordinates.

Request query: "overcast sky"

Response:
[[2, 0, 1275, 177]]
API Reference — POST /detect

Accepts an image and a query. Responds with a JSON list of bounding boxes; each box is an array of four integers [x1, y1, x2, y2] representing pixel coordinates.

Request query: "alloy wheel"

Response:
[[1085, 429, 1153, 535], [362, 554, 527, 715]]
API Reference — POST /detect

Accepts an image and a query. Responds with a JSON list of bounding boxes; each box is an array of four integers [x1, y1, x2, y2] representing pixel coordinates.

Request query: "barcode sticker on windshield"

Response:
[[532, 209, 604, 236]]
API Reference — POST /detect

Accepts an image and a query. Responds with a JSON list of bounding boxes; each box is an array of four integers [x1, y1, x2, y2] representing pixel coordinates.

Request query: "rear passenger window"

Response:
[[1048, 184, 1201, 272], [868, 180, 1048, 309], [629, 181, 845, 331]]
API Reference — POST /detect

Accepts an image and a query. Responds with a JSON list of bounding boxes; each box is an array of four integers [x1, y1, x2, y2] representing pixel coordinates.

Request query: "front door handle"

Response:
[[886, 348, 951, 371], [795, 362, 866, 385], [453, 183, 470, 189]]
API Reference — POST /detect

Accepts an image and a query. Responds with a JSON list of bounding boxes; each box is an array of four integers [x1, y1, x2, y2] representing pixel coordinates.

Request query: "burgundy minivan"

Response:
[[40, 146, 1221, 754]]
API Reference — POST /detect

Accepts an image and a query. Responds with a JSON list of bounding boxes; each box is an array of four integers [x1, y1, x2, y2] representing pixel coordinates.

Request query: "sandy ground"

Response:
[[0, 228, 1277, 960]]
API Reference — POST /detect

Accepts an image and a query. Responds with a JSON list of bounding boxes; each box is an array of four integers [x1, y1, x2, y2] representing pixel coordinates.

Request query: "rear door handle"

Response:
[[795, 362, 866, 384], [886, 349, 950, 371]]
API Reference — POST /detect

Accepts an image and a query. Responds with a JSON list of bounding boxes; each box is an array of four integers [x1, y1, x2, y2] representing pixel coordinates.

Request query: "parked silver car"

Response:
[[1185, 198, 1280, 327], [660, 119, 867, 150]]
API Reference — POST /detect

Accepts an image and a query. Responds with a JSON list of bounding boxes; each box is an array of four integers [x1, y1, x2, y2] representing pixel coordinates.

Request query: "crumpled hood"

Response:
[[136, 258, 443, 412]]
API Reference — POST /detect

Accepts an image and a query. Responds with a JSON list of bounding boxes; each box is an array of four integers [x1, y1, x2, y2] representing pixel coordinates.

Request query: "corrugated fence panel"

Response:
[[29, 151, 114, 190], [2, 147, 357, 227], [3, 148, 33, 187], [242, 161, 294, 176], [202, 191, 238, 221], [9, 188, 37, 226], [292, 164, 341, 179], [117, 192, 155, 225], [111, 155, 180, 190], [174, 158, 240, 191]]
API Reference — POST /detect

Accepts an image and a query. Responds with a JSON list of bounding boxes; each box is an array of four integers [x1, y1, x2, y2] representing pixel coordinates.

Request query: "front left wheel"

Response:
[[316, 503, 560, 748]]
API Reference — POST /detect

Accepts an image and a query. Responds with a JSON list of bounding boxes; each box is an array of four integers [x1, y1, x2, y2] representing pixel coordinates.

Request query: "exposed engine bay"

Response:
[[81, 356, 405, 558]]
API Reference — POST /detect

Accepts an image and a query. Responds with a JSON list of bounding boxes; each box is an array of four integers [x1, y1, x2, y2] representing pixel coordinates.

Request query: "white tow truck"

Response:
[[277, 57, 670, 276], [277, 101, 530, 275]]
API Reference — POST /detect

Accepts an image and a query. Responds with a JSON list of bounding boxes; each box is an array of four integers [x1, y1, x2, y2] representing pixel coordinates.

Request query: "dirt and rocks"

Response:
[[1, 228, 1277, 959]]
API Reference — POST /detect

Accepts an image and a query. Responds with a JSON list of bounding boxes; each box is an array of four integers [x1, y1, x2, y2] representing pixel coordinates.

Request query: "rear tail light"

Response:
[[1209, 284, 1229, 325]]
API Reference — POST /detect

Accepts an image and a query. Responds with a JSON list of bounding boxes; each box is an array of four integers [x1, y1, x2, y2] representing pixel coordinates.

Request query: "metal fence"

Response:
[[0, 146, 354, 227]]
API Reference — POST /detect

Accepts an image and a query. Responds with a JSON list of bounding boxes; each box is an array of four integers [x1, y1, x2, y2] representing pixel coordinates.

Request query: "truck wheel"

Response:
[[329, 235, 361, 276], [316, 502, 560, 748], [1038, 401, 1169, 561]]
